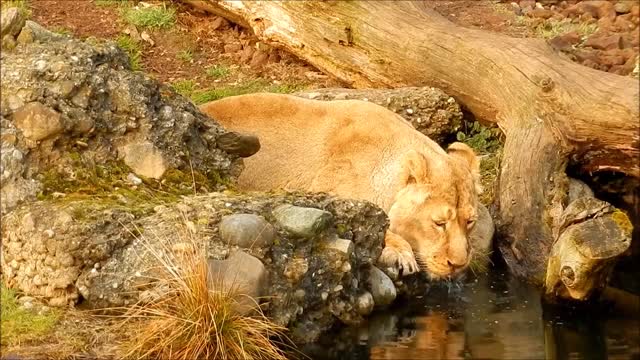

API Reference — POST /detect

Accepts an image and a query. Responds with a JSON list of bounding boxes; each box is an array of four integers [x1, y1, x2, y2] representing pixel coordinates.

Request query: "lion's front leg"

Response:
[[378, 230, 420, 276]]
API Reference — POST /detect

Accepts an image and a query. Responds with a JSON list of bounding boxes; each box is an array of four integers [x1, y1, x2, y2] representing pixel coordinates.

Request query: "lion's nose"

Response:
[[446, 256, 467, 269]]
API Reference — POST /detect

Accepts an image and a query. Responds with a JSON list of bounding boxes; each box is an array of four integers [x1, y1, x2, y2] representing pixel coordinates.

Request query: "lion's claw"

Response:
[[379, 246, 420, 276]]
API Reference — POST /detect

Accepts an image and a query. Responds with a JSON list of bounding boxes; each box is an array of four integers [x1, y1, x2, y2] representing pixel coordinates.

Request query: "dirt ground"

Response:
[[28, 0, 342, 97], [1, 0, 638, 358]]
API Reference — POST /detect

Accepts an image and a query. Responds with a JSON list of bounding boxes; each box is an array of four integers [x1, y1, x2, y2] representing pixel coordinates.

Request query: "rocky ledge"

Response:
[[1, 191, 393, 343], [1, 9, 254, 215]]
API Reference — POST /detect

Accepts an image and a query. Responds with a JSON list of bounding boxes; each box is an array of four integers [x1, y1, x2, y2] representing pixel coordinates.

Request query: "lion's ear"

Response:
[[447, 142, 482, 193], [400, 150, 430, 186]]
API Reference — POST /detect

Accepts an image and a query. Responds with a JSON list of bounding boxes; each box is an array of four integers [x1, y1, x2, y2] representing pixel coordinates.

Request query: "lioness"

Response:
[[200, 93, 482, 279]]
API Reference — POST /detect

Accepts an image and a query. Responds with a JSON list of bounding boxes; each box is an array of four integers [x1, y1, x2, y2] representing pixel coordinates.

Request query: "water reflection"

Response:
[[302, 270, 640, 360]]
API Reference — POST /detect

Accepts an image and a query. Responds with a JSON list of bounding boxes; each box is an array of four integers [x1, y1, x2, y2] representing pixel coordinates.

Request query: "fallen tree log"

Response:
[[182, 1, 639, 284]]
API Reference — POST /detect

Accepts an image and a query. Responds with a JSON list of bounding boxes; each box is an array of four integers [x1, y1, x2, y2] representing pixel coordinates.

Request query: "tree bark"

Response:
[[182, 0, 639, 283]]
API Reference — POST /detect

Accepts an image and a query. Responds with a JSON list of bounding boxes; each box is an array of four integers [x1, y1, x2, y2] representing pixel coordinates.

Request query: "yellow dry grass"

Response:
[[107, 221, 295, 360]]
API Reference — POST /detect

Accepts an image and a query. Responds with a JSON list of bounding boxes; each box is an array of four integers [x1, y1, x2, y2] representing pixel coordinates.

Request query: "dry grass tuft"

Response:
[[469, 247, 493, 275], [109, 222, 294, 360]]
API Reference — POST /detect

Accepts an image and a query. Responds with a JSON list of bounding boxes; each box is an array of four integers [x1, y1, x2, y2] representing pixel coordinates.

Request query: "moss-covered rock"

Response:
[[2, 191, 388, 343]]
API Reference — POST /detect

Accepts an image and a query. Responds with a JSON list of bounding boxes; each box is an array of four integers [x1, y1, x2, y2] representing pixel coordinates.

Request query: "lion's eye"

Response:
[[467, 219, 476, 228], [434, 220, 447, 229]]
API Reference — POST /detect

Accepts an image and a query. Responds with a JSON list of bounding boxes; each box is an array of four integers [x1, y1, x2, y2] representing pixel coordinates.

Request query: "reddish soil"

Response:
[[29, 0, 341, 93], [428, 0, 639, 76]]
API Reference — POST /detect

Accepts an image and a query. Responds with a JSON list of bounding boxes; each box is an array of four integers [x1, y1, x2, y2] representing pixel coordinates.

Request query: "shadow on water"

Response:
[[302, 266, 640, 360]]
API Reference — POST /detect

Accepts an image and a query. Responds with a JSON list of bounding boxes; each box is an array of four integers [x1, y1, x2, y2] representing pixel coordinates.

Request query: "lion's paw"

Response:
[[378, 246, 420, 276]]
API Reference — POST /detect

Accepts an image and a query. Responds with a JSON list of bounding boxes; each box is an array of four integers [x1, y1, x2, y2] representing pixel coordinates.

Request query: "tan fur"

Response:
[[200, 93, 481, 279]]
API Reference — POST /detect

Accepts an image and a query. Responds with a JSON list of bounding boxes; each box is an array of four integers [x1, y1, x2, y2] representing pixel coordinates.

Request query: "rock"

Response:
[[615, 1, 634, 14], [578, 1, 616, 19], [283, 257, 309, 283], [368, 266, 396, 308], [549, 31, 581, 51], [469, 204, 495, 259], [223, 43, 242, 53], [1, 7, 26, 38], [273, 204, 333, 238], [1, 20, 243, 214], [6, 191, 388, 344], [216, 131, 260, 157], [324, 237, 354, 258], [126, 172, 142, 186], [250, 49, 269, 68], [16, 21, 65, 44], [520, 0, 536, 11], [510, 2, 521, 15], [218, 213, 276, 249], [208, 250, 267, 314], [210, 16, 230, 30], [120, 142, 167, 179], [268, 51, 281, 63], [294, 87, 463, 144], [2, 34, 16, 51], [597, 49, 626, 66], [12, 102, 64, 141], [528, 8, 555, 18], [574, 49, 599, 62], [568, 178, 594, 201], [584, 34, 622, 50], [355, 291, 374, 315], [239, 46, 255, 63], [613, 14, 636, 31]]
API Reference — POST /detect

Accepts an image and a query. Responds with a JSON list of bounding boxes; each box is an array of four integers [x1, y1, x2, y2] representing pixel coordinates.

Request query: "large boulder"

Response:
[[294, 87, 464, 144], [0, 15, 247, 214], [2, 191, 388, 343]]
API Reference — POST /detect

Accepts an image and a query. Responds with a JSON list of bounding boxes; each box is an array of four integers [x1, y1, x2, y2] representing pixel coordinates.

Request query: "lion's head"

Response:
[[388, 142, 481, 279]]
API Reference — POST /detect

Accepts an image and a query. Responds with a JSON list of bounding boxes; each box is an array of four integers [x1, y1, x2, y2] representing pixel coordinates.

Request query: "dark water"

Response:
[[302, 269, 640, 360]]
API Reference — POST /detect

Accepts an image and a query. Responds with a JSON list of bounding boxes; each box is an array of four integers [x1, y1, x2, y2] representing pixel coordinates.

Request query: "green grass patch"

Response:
[[1, 285, 59, 347], [115, 34, 143, 71], [455, 121, 503, 205], [50, 26, 72, 36], [170, 79, 197, 98], [206, 64, 232, 79], [176, 49, 194, 63], [190, 80, 304, 105], [122, 3, 176, 29], [95, 0, 128, 7]]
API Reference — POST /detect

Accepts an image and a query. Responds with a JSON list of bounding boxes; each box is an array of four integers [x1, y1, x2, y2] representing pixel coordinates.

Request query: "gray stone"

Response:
[[120, 142, 167, 179], [207, 250, 267, 315], [273, 204, 332, 238], [1, 8, 26, 38], [324, 237, 354, 258], [12, 102, 64, 141], [355, 291, 374, 315], [568, 178, 594, 202], [2, 34, 16, 51], [216, 131, 261, 158], [368, 266, 396, 308], [16, 21, 65, 44], [219, 213, 275, 249], [126, 173, 142, 186], [294, 87, 463, 144], [614, 1, 633, 13], [469, 203, 495, 260]]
